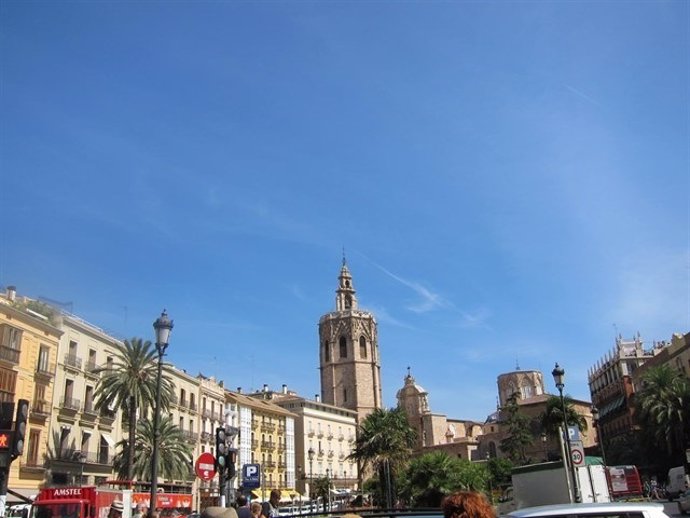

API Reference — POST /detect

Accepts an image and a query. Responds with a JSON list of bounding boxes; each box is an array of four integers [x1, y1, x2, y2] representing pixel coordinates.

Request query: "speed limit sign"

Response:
[[570, 441, 585, 466]]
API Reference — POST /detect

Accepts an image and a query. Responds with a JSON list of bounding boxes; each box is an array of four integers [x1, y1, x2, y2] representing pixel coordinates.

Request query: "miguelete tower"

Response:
[[318, 258, 382, 422]]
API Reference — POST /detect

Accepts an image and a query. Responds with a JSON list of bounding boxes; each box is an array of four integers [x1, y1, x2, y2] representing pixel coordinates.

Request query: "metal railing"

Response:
[[64, 354, 83, 370], [61, 397, 81, 411], [0, 346, 20, 364]]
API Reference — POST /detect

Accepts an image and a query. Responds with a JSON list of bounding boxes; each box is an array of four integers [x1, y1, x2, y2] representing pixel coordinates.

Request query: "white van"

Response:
[[667, 466, 690, 500]]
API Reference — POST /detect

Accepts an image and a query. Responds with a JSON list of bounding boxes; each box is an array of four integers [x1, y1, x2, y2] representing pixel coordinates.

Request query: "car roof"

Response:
[[507, 502, 667, 518]]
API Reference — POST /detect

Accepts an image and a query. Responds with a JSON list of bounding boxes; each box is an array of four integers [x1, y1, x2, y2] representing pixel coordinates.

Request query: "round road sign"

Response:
[[195, 452, 217, 481], [571, 449, 584, 466]]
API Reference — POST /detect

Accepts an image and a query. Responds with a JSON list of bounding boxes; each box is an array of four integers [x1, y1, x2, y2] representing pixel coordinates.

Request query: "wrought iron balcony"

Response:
[[0, 346, 20, 364], [64, 354, 83, 370]]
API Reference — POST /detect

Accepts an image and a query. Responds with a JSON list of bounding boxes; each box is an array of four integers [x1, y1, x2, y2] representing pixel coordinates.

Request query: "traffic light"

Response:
[[226, 448, 237, 479], [215, 427, 227, 472], [11, 399, 28, 459]]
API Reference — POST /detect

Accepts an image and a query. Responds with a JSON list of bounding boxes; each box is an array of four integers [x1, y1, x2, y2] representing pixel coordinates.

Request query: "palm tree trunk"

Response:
[[128, 395, 136, 480]]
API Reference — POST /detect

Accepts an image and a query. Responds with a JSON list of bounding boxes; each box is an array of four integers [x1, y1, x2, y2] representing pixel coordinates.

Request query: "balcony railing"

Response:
[[30, 400, 51, 418], [83, 402, 98, 415], [57, 449, 115, 465], [183, 431, 197, 443], [264, 460, 276, 468], [64, 354, 83, 370], [35, 362, 55, 377], [201, 431, 213, 442], [0, 346, 20, 364], [85, 361, 99, 377], [261, 423, 275, 432], [277, 426, 286, 434], [261, 441, 275, 449], [189, 402, 197, 412], [202, 409, 212, 419], [61, 397, 81, 411], [212, 412, 223, 422]]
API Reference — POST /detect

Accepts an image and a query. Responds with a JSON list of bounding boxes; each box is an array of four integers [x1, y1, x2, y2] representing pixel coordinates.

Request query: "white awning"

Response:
[[101, 433, 116, 447]]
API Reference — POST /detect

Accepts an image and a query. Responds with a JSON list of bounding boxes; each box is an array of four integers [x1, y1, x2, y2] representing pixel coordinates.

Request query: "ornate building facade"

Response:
[[318, 260, 382, 422]]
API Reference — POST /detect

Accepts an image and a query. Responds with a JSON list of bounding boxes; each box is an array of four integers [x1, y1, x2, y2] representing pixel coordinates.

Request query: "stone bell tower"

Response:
[[318, 258, 382, 422]]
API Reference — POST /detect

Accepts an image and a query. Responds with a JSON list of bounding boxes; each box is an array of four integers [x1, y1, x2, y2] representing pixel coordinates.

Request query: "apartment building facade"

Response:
[[225, 389, 297, 500], [273, 393, 359, 494], [0, 287, 62, 500], [588, 334, 665, 444]]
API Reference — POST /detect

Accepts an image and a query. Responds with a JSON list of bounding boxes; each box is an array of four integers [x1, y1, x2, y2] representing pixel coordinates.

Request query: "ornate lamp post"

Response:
[[308, 447, 315, 503], [591, 405, 607, 465], [552, 363, 581, 503], [150, 310, 173, 515]]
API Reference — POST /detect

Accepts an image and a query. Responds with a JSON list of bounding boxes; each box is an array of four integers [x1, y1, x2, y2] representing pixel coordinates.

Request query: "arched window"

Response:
[[345, 295, 352, 309], [323, 341, 330, 362], [359, 336, 367, 358], [339, 337, 347, 358]]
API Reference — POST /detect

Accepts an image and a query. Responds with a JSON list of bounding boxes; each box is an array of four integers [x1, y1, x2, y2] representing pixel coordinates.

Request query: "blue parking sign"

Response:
[[242, 463, 261, 489]]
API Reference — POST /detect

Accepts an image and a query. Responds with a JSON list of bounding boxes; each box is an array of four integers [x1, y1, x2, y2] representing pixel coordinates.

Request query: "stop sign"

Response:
[[195, 452, 217, 481]]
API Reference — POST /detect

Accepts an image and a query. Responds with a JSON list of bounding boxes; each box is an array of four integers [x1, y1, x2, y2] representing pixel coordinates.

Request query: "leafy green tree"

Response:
[[113, 415, 193, 481], [635, 365, 690, 458], [94, 337, 175, 480], [499, 393, 534, 465], [487, 457, 513, 487], [312, 476, 331, 511], [398, 452, 490, 507], [540, 395, 587, 438], [348, 407, 417, 508]]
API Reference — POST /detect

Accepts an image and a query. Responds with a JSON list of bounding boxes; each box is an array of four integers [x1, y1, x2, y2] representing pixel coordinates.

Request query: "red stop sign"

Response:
[[195, 452, 217, 481]]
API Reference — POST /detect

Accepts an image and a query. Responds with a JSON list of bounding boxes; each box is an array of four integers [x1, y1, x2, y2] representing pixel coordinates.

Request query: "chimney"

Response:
[[282, 384, 287, 394], [263, 384, 268, 393], [237, 387, 242, 394], [315, 394, 320, 403], [7, 286, 16, 302]]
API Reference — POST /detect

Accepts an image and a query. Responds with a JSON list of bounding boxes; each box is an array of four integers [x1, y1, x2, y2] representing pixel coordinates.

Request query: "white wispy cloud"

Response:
[[365, 304, 414, 329], [453, 308, 492, 329], [367, 260, 449, 313], [564, 84, 601, 107]]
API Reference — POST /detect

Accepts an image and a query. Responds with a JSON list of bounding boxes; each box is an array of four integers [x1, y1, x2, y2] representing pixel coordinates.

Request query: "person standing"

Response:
[[236, 496, 251, 518], [261, 490, 281, 518]]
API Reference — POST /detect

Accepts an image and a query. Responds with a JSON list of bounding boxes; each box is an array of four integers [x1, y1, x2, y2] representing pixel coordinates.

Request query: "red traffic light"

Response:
[[0, 431, 12, 449]]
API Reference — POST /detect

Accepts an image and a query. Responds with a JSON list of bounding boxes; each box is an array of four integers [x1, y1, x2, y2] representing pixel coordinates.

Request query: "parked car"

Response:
[[678, 490, 690, 515], [506, 502, 671, 518]]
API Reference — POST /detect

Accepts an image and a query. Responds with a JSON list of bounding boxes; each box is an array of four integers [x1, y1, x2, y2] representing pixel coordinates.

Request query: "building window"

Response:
[[343, 387, 347, 402], [38, 345, 51, 373], [359, 337, 367, 358], [28, 429, 40, 465], [339, 337, 347, 359], [0, 368, 17, 403], [323, 341, 330, 362], [0, 325, 23, 350]]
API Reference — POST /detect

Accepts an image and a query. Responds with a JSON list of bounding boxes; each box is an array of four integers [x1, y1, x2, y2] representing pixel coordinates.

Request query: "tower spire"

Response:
[[335, 257, 357, 311]]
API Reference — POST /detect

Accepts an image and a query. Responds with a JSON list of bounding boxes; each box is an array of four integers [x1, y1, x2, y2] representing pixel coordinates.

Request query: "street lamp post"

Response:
[[552, 363, 581, 503], [308, 447, 315, 505], [541, 432, 548, 461], [591, 405, 607, 465], [150, 310, 173, 516]]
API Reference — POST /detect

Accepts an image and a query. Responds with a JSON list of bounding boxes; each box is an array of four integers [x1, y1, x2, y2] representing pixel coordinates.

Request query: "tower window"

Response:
[[345, 295, 352, 309], [359, 336, 367, 358], [339, 337, 347, 358], [343, 387, 347, 402], [324, 341, 330, 362]]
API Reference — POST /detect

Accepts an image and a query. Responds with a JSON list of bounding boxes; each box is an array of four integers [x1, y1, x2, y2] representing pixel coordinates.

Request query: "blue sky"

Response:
[[1, 1, 688, 421]]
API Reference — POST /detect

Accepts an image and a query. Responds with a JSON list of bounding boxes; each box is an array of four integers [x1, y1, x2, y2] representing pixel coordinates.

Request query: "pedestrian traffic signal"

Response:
[[0, 431, 11, 450], [215, 427, 227, 471], [11, 399, 29, 459]]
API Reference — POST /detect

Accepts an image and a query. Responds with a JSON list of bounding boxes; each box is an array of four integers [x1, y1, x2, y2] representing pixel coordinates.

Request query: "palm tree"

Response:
[[113, 415, 193, 481], [635, 364, 690, 457], [94, 337, 175, 480], [540, 395, 587, 438], [348, 407, 417, 508]]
